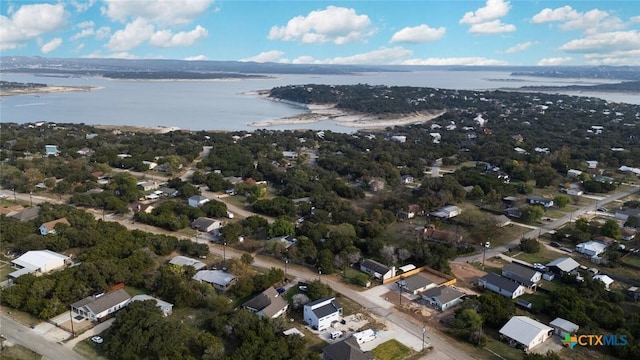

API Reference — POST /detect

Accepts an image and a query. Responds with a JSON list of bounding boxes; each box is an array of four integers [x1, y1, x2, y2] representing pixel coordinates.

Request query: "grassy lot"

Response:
[[0, 306, 41, 328], [73, 340, 109, 360], [0, 344, 42, 360], [490, 224, 531, 248], [0, 263, 14, 280], [371, 339, 412, 360], [511, 252, 553, 265], [480, 331, 526, 360], [124, 286, 147, 296], [622, 254, 640, 268], [518, 292, 550, 311]]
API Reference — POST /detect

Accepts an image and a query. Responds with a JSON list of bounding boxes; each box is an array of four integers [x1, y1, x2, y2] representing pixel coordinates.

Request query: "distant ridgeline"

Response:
[[511, 66, 640, 81], [519, 81, 640, 92], [100, 71, 269, 80]]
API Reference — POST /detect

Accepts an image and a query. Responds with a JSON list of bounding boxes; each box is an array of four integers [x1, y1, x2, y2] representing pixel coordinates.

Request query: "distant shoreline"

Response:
[[0, 85, 96, 97]]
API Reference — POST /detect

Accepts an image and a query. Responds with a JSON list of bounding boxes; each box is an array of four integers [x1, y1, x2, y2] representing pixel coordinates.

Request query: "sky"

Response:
[[1, 0, 639, 66]]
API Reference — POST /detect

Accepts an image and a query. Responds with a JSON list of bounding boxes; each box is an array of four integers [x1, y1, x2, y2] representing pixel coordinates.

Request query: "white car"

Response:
[[91, 336, 103, 344]]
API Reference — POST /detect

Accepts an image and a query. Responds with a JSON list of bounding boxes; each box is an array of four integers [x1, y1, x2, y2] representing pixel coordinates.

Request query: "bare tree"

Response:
[[397, 248, 411, 263], [347, 251, 361, 265], [292, 293, 310, 309], [380, 245, 397, 265]]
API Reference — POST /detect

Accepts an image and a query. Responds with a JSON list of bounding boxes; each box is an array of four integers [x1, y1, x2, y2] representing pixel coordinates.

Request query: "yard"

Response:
[[73, 340, 109, 360], [371, 339, 411, 360], [0, 262, 14, 281], [0, 343, 41, 360]]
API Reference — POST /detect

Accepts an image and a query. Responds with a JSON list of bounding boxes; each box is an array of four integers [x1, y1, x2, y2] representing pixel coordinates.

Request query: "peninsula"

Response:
[[0, 80, 93, 97]]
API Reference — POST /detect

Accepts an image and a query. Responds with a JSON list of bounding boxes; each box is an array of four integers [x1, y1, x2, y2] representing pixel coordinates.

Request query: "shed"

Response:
[[549, 317, 579, 337]]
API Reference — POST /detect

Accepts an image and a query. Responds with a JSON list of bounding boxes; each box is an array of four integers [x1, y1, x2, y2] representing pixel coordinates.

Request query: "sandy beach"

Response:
[[248, 100, 446, 129], [94, 125, 181, 134]]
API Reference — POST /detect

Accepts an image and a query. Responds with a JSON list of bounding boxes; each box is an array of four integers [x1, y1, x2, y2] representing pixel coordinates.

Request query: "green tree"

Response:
[[553, 195, 570, 208], [521, 204, 544, 223], [519, 238, 541, 253], [600, 219, 621, 239], [268, 217, 295, 238]]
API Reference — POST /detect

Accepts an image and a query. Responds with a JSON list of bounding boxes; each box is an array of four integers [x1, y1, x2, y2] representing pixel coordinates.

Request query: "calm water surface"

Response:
[[0, 71, 635, 132]]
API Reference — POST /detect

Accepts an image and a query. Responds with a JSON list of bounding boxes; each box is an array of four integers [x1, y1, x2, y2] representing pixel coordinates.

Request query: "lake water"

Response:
[[0, 71, 636, 132]]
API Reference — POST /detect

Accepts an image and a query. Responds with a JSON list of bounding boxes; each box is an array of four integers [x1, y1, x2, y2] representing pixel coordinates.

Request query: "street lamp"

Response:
[[223, 242, 227, 264], [482, 241, 490, 270], [284, 259, 289, 281], [29, 191, 33, 206], [318, 267, 322, 281], [422, 326, 426, 351]]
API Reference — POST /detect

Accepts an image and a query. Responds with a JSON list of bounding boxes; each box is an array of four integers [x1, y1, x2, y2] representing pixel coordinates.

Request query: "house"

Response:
[[282, 151, 298, 159], [421, 286, 466, 311], [158, 187, 179, 197], [586, 160, 599, 169], [398, 274, 435, 295], [494, 215, 512, 228], [70, 288, 131, 322], [526, 196, 554, 208], [621, 228, 637, 241], [400, 175, 414, 184], [398, 204, 420, 219], [546, 257, 580, 274], [39, 217, 71, 235], [499, 316, 553, 352], [627, 287, 640, 301], [137, 181, 158, 191], [188, 195, 210, 207], [191, 217, 222, 233], [322, 337, 374, 360], [422, 226, 463, 244], [567, 169, 583, 177], [224, 176, 244, 185], [142, 161, 158, 170], [593, 274, 614, 290], [10, 250, 70, 279], [9, 206, 40, 222], [615, 208, 640, 223], [430, 205, 462, 219], [576, 241, 608, 256], [303, 296, 342, 331], [45, 144, 59, 156], [549, 317, 579, 337], [169, 255, 207, 271], [502, 262, 542, 290], [478, 273, 525, 299], [359, 259, 395, 281], [271, 235, 297, 250], [242, 287, 289, 319], [193, 270, 237, 292], [129, 295, 173, 316]]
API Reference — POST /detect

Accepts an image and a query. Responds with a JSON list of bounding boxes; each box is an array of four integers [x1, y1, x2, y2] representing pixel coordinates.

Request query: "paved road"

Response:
[[456, 185, 640, 263], [0, 314, 85, 360]]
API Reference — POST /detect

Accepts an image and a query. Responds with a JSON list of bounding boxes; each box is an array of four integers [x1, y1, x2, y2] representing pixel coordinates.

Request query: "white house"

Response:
[[593, 274, 614, 290], [45, 145, 59, 156], [576, 241, 608, 256], [499, 316, 553, 352], [242, 287, 289, 319], [526, 196, 554, 208], [303, 296, 342, 331], [478, 273, 525, 299], [71, 288, 131, 322], [567, 169, 583, 177], [188, 195, 210, 207], [39, 217, 71, 235], [398, 274, 435, 295], [169, 255, 207, 271], [10, 250, 70, 278], [430, 205, 462, 219], [549, 317, 579, 337], [129, 295, 173, 316], [359, 259, 395, 281], [421, 286, 466, 311], [193, 270, 237, 292], [546, 257, 580, 274]]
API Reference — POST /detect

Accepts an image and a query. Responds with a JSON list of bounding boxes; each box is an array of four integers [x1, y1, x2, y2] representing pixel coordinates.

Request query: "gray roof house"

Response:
[[549, 317, 579, 337], [303, 297, 342, 331], [193, 270, 237, 292], [188, 195, 209, 207], [499, 316, 553, 352], [70, 288, 131, 322], [359, 259, 395, 281], [169, 255, 207, 270], [478, 273, 525, 299], [398, 275, 435, 295], [421, 286, 466, 311], [502, 262, 542, 290], [322, 337, 374, 360], [191, 217, 222, 233], [242, 287, 289, 319]]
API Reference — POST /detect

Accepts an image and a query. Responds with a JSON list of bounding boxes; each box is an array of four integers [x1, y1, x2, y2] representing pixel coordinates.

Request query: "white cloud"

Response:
[[102, 0, 214, 25], [584, 49, 640, 65], [0, 3, 67, 50], [459, 0, 515, 34], [390, 24, 446, 44], [531, 6, 625, 34], [95, 26, 111, 40], [71, 0, 95, 13], [75, 43, 85, 51], [149, 25, 207, 47], [108, 18, 207, 51], [40, 37, 62, 54], [537, 57, 573, 66], [505, 41, 536, 54], [107, 52, 138, 59], [268, 6, 372, 45], [71, 28, 94, 40], [185, 55, 208, 61], [77, 20, 94, 29], [240, 50, 287, 63], [402, 57, 508, 66], [291, 47, 412, 65], [107, 18, 154, 51], [460, 0, 510, 24], [469, 19, 516, 34], [531, 5, 577, 23], [559, 30, 640, 52]]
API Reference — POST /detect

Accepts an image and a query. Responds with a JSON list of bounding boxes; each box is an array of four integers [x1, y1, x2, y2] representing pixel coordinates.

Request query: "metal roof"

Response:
[[549, 317, 579, 333], [499, 316, 553, 347]]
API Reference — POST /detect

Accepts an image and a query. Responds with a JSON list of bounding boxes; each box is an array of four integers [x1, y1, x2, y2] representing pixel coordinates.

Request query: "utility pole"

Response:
[[69, 308, 75, 337], [318, 267, 322, 281], [29, 191, 33, 206], [482, 241, 490, 270], [284, 258, 289, 281], [223, 242, 227, 264], [422, 326, 426, 351], [12, 188, 16, 202]]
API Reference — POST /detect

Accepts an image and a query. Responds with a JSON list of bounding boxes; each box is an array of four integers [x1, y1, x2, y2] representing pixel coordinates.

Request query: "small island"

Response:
[[0, 80, 94, 97]]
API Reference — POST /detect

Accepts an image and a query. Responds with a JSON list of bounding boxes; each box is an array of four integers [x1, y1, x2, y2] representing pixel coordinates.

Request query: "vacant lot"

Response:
[[372, 339, 411, 360]]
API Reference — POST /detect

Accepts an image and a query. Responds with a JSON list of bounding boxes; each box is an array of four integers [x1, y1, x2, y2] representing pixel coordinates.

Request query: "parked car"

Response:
[[550, 241, 561, 248], [276, 287, 286, 294], [91, 336, 103, 344]]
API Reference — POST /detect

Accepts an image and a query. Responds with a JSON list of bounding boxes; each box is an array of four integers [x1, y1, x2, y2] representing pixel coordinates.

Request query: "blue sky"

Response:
[[1, 0, 639, 65]]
